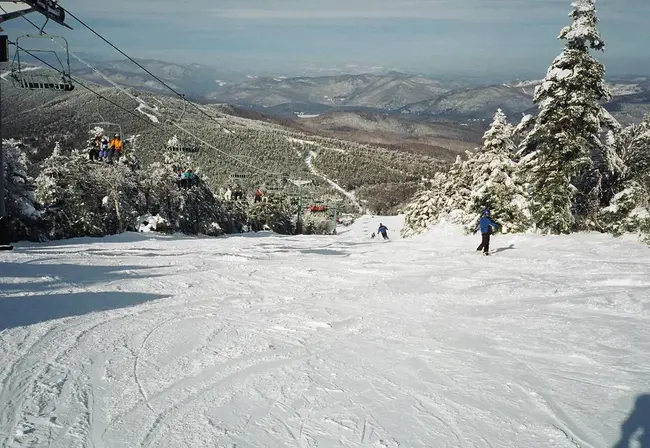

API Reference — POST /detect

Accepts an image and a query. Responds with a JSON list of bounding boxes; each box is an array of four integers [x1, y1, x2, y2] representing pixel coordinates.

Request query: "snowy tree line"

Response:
[[402, 0, 650, 243], [2, 85, 442, 216], [1, 130, 303, 242]]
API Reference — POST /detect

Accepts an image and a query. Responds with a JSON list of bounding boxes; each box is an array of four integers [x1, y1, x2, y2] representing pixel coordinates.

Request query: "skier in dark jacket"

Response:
[[378, 223, 389, 240], [475, 209, 501, 255], [89, 135, 101, 161]]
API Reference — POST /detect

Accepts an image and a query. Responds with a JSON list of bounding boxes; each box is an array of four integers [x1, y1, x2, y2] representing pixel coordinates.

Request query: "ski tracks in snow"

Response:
[[134, 316, 178, 413], [2, 222, 650, 446]]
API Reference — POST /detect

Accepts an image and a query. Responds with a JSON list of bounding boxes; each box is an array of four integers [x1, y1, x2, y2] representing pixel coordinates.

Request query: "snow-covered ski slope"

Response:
[[1, 216, 649, 448]]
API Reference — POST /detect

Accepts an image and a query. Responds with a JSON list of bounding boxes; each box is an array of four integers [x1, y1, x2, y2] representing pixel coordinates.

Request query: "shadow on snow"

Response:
[[493, 244, 516, 254], [0, 291, 168, 330], [613, 394, 650, 448], [0, 262, 168, 330], [0, 262, 164, 293]]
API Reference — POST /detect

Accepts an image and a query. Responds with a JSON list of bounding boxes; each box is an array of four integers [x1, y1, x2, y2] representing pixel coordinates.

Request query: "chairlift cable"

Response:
[[9, 45, 274, 175], [7, 17, 283, 177], [9, 45, 163, 130], [59, 5, 298, 177], [170, 122, 274, 176], [7, 6, 319, 198], [0, 5, 150, 113]]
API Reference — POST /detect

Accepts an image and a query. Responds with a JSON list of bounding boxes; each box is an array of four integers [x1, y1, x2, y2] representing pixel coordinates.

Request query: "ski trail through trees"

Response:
[[305, 150, 363, 212]]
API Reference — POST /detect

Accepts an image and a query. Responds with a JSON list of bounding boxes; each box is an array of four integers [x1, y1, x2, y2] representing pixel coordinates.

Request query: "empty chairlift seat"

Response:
[[14, 73, 74, 91]]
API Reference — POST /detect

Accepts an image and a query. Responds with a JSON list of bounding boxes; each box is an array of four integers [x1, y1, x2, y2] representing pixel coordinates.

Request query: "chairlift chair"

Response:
[[91, 121, 123, 141], [10, 34, 73, 91], [166, 137, 199, 153], [230, 173, 248, 182], [265, 187, 283, 195], [88, 97, 127, 154]]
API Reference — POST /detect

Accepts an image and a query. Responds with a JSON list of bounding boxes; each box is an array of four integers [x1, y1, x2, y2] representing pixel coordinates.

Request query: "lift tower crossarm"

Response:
[[2, 0, 73, 29]]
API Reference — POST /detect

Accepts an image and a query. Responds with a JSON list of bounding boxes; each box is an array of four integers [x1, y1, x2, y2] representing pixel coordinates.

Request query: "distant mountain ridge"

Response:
[[205, 73, 450, 111], [397, 85, 534, 120], [57, 57, 650, 124]]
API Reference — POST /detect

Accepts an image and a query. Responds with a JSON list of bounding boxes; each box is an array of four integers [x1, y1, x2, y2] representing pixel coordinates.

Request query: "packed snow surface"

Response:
[[1, 216, 649, 447]]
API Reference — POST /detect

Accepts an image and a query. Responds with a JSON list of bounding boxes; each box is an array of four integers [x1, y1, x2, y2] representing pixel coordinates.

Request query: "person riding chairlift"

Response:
[[178, 169, 198, 189], [89, 135, 101, 161], [254, 188, 264, 203], [99, 136, 110, 161], [108, 134, 123, 163]]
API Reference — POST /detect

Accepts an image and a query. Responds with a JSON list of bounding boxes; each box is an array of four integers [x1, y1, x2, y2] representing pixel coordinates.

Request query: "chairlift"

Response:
[[265, 187, 283, 195], [165, 134, 200, 153], [230, 173, 248, 181], [10, 33, 73, 91], [309, 199, 328, 212], [88, 105, 125, 150]]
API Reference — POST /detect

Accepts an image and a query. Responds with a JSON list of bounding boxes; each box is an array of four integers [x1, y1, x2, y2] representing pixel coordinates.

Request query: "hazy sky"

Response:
[[3, 0, 649, 78]]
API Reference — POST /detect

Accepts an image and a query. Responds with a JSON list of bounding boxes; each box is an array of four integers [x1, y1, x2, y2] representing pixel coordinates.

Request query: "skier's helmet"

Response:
[[483, 209, 490, 216]]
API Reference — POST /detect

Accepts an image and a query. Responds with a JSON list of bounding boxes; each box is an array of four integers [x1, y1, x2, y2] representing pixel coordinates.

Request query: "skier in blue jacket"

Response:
[[475, 209, 501, 255], [378, 223, 389, 240]]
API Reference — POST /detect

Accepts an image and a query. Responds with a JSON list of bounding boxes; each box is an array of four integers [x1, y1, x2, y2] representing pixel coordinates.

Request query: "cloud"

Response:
[[62, 0, 567, 22], [204, 0, 566, 20], [1, 0, 647, 77]]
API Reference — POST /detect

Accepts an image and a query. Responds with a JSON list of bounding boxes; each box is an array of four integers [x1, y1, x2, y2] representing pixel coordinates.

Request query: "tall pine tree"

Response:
[[520, 0, 615, 233], [465, 110, 531, 233]]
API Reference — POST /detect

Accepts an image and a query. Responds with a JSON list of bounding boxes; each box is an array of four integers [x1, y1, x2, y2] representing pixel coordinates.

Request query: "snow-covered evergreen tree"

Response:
[[302, 212, 334, 235], [36, 147, 94, 239], [465, 110, 531, 233], [401, 157, 472, 237], [122, 134, 143, 170], [2, 139, 42, 241], [140, 151, 235, 236], [35, 147, 142, 239], [600, 181, 649, 236], [513, 114, 535, 148], [401, 173, 447, 238], [3, 139, 38, 220], [246, 197, 296, 234], [600, 116, 650, 238], [402, 110, 534, 237], [166, 135, 181, 151], [519, 0, 617, 233], [613, 117, 650, 181], [100, 162, 142, 234]]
